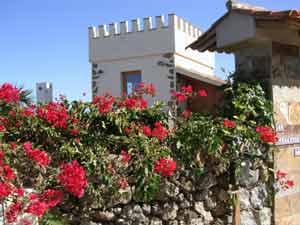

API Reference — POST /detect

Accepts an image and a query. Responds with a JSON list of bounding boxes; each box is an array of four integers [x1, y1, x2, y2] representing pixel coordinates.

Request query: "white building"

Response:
[[88, 14, 224, 107], [36, 82, 53, 104]]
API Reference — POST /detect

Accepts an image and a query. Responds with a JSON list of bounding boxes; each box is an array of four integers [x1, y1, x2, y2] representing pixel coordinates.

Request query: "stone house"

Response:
[[88, 14, 224, 112]]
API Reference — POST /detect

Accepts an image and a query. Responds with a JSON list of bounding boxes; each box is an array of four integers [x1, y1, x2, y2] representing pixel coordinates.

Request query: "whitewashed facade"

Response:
[[88, 14, 217, 104]]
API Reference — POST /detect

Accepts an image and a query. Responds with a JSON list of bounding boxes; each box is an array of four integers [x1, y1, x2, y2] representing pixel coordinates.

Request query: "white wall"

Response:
[[94, 55, 172, 104], [89, 14, 216, 103], [89, 15, 175, 63], [174, 16, 215, 76], [90, 28, 175, 63]]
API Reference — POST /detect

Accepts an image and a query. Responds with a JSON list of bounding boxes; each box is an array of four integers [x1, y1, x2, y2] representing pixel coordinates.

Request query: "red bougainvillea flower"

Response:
[[124, 127, 131, 135], [57, 160, 87, 198], [275, 170, 294, 190], [29, 149, 51, 167], [182, 109, 192, 120], [172, 91, 186, 103], [256, 126, 278, 144], [118, 177, 129, 190], [15, 121, 23, 128], [154, 158, 177, 177], [71, 118, 79, 125], [0, 117, 9, 125], [5, 202, 22, 223], [40, 189, 64, 208], [0, 125, 5, 132], [23, 142, 51, 166], [26, 200, 48, 217], [93, 94, 115, 113], [0, 182, 12, 198], [0, 151, 4, 166], [14, 188, 25, 197], [181, 85, 193, 95], [20, 106, 35, 117], [279, 179, 295, 190], [120, 97, 148, 110], [138, 98, 148, 109], [276, 170, 287, 179], [23, 141, 32, 153], [2, 165, 16, 181], [138, 82, 145, 89], [142, 125, 152, 137], [198, 89, 207, 97], [145, 83, 156, 96], [0, 83, 20, 104], [8, 110, 16, 118], [138, 83, 156, 96], [223, 119, 236, 128], [151, 122, 169, 141], [9, 142, 17, 150], [37, 102, 70, 129], [0, 150, 4, 159], [286, 180, 295, 188], [29, 193, 38, 201], [71, 128, 79, 136], [121, 150, 131, 163]]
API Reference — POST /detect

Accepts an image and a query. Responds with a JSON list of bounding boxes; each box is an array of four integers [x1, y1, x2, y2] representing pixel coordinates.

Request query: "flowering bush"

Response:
[[173, 83, 278, 186], [0, 82, 175, 224], [154, 158, 177, 177], [256, 126, 278, 144], [57, 161, 87, 198], [0, 81, 281, 224], [0, 83, 20, 104]]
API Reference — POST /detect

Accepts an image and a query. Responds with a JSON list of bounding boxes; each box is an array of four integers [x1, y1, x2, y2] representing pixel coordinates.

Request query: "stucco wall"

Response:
[[89, 26, 174, 63], [93, 55, 173, 105], [89, 14, 215, 103], [216, 12, 256, 49]]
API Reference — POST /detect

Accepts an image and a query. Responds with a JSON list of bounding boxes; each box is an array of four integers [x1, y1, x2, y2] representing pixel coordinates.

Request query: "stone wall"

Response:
[[272, 43, 300, 225], [236, 164, 272, 225], [81, 166, 272, 225]]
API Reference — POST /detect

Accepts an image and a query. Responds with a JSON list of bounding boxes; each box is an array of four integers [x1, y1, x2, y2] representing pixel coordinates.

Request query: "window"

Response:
[[122, 71, 142, 95]]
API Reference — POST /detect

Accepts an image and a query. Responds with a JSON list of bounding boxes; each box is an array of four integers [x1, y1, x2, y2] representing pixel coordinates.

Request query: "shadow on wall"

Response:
[[188, 53, 234, 113], [177, 74, 225, 114]]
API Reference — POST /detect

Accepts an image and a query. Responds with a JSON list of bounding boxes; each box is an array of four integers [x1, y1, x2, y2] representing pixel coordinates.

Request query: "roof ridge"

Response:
[[226, 0, 268, 12]]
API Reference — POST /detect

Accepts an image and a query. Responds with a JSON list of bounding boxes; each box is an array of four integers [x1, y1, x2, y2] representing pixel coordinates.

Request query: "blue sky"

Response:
[[0, 0, 298, 100]]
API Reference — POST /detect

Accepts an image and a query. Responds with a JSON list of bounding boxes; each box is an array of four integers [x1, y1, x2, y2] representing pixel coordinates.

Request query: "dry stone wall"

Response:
[[80, 165, 272, 225]]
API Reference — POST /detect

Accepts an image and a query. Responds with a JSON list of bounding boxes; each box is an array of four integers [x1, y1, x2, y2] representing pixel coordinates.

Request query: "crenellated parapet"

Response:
[[89, 14, 202, 39]]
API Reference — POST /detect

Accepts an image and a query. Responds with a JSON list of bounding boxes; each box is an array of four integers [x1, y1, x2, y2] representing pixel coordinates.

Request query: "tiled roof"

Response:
[[236, 9, 300, 21], [188, 4, 300, 52]]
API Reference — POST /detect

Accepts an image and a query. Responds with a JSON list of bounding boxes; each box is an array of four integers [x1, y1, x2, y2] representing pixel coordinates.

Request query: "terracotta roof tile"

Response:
[[188, 6, 300, 52]]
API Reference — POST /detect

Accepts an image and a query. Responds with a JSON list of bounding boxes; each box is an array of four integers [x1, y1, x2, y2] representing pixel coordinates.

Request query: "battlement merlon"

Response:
[[88, 14, 202, 39]]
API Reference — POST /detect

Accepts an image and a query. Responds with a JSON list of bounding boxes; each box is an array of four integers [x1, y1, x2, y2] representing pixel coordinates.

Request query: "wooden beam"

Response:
[[233, 192, 241, 225], [256, 20, 300, 30]]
